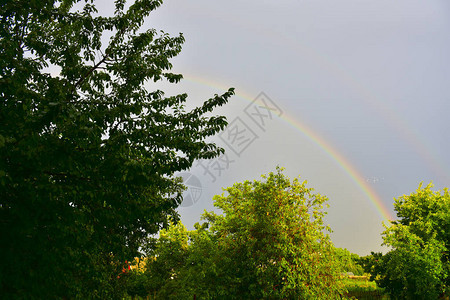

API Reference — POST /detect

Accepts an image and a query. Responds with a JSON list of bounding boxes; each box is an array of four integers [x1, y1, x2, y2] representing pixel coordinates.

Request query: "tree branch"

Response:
[[73, 54, 109, 90]]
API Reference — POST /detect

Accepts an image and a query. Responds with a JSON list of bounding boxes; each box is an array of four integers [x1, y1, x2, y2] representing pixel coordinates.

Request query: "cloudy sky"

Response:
[[96, 0, 450, 255]]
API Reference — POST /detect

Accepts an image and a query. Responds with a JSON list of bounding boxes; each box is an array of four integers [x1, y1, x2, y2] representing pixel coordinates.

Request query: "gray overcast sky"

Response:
[[96, 0, 450, 255]]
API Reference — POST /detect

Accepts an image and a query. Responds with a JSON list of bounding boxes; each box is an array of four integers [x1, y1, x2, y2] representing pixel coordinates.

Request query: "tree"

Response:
[[139, 169, 345, 299], [0, 0, 233, 298], [369, 183, 450, 299], [138, 220, 220, 299], [200, 168, 345, 299], [334, 247, 364, 276], [143, 220, 191, 299]]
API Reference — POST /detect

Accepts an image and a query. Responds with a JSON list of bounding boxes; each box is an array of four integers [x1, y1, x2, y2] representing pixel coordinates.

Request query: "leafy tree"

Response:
[[142, 220, 225, 299], [143, 220, 190, 298], [140, 169, 345, 299], [360, 251, 384, 278], [369, 183, 450, 299], [0, 0, 233, 298], [200, 168, 345, 299], [125, 269, 150, 300], [334, 247, 364, 276]]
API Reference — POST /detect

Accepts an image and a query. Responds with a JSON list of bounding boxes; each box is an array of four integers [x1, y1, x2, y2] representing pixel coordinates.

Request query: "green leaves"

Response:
[[1, 0, 233, 298], [370, 183, 450, 299], [202, 168, 344, 299], [138, 169, 345, 299]]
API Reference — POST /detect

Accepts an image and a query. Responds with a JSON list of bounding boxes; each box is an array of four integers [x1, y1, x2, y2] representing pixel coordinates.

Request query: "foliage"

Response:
[[143, 220, 190, 298], [141, 168, 346, 299], [343, 277, 388, 300], [139, 207, 220, 298], [203, 168, 346, 299], [125, 269, 150, 300], [0, 0, 233, 298], [335, 247, 364, 276], [360, 252, 384, 280], [343, 277, 379, 292], [368, 183, 450, 299]]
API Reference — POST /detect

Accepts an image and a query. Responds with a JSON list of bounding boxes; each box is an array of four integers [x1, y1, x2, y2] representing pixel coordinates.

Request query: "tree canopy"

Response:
[[141, 168, 345, 299], [334, 247, 364, 276], [0, 0, 233, 298], [366, 183, 450, 299]]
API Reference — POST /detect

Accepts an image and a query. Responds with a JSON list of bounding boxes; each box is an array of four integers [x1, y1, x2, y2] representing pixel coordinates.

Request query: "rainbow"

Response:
[[280, 111, 395, 223], [183, 13, 449, 183], [242, 26, 450, 184], [181, 74, 395, 223]]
